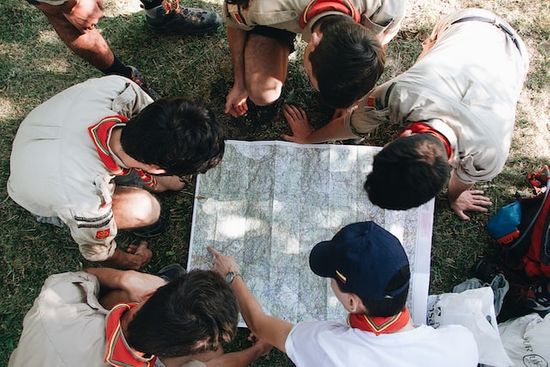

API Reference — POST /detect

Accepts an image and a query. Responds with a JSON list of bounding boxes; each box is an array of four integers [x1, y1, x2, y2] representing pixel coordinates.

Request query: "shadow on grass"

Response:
[[1, 0, 548, 365]]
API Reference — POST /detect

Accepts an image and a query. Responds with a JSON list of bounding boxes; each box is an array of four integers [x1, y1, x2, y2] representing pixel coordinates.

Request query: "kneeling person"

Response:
[[8, 76, 224, 269], [209, 221, 479, 366], [224, 0, 404, 121], [284, 9, 529, 220], [9, 268, 270, 367]]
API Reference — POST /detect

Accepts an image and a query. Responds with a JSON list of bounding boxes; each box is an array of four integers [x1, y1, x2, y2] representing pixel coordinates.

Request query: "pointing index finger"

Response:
[[207, 245, 220, 257]]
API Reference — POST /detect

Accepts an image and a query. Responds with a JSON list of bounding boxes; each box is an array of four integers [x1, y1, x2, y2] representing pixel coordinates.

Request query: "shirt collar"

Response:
[[425, 118, 458, 162], [88, 115, 129, 175], [104, 303, 157, 367]]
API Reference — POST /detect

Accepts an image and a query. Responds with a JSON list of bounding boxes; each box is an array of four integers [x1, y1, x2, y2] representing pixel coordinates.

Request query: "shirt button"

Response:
[[291, 12, 297, 17]]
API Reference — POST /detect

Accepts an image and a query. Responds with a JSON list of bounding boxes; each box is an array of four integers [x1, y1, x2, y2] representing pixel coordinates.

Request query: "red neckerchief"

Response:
[[404, 122, 453, 160], [104, 303, 157, 367], [300, 0, 360, 28], [88, 115, 156, 189], [348, 307, 410, 336]]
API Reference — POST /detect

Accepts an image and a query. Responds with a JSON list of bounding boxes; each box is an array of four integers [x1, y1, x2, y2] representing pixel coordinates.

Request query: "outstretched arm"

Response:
[[85, 267, 166, 309], [448, 170, 492, 220], [282, 105, 357, 144], [208, 247, 293, 353]]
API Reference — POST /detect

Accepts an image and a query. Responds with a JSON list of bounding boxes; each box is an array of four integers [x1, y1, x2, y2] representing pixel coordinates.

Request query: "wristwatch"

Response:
[[224, 271, 242, 284]]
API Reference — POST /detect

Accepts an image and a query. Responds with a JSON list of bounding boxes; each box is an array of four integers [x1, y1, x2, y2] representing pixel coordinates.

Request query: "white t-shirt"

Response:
[[285, 321, 479, 367]]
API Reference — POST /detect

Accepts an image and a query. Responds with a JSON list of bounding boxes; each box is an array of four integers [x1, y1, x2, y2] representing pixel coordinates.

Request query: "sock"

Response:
[[100, 56, 132, 78], [140, 0, 162, 10]]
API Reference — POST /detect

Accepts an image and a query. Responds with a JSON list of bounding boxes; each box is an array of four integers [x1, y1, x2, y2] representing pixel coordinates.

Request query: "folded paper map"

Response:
[[188, 140, 434, 325]]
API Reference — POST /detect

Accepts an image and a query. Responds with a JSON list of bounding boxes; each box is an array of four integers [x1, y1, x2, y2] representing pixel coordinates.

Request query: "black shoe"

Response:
[[156, 263, 186, 282], [131, 211, 169, 238], [145, 5, 221, 34], [128, 66, 161, 101], [241, 97, 284, 125]]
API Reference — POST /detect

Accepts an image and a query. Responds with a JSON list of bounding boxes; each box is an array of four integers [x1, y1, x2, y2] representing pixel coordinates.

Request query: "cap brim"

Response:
[[309, 240, 337, 278]]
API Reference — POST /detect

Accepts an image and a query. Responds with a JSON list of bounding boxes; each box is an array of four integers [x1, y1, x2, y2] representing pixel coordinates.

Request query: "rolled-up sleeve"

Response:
[[346, 97, 390, 136], [363, 0, 407, 45], [59, 206, 118, 262], [456, 150, 504, 185]]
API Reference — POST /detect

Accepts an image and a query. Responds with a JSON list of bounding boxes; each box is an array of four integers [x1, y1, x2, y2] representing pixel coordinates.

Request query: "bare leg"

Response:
[[34, 1, 114, 70], [244, 34, 290, 106], [112, 186, 161, 229]]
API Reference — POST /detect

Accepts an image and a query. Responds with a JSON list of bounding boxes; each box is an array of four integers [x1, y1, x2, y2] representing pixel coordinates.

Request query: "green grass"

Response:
[[0, 0, 549, 366]]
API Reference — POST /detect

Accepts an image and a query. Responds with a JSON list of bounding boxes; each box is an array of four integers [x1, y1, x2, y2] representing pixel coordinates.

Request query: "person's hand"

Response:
[[282, 104, 314, 144], [121, 270, 167, 303], [63, 0, 104, 33], [225, 84, 248, 117], [248, 333, 272, 357], [207, 246, 240, 277], [450, 190, 492, 220], [125, 241, 153, 269]]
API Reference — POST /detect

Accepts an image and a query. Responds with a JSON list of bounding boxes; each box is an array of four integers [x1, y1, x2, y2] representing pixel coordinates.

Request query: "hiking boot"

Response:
[[241, 97, 284, 125], [145, 5, 221, 35], [129, 66, 161, 101]]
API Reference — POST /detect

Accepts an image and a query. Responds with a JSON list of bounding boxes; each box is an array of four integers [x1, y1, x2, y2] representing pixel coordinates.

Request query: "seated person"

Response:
[[223, 0, 406, 122], [28, 0, 222, 98], [8, 76, 225, 269], [208, 221, 479, 366], [282, 8, 529, 220], [9, 267, 271, 367]]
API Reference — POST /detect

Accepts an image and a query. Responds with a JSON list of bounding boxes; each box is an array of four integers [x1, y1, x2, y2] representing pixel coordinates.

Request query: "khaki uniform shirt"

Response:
[[223, 0, 406, 44], [347, 8, 529, 184], [7, 76, 153, 261], [8, 272, 206, 367]]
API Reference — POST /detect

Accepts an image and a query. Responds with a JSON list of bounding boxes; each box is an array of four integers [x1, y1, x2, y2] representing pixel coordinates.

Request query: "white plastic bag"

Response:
[[499, 313, 550, 366], [427, 287, 512, 366]]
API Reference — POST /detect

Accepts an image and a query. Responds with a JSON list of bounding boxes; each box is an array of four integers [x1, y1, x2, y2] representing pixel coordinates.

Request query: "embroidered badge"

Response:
[[95, 229, 111, 240]]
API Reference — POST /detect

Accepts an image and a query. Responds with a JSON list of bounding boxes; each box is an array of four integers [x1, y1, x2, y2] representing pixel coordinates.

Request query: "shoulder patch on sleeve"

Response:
[[95, 229, 111, 240]]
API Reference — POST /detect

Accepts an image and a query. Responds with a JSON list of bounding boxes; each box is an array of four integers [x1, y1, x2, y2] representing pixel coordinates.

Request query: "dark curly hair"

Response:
[[310, 15, 385, 108], [127, 270, 239, 357], [365, 134, 450, 210], [121, 98, 225, 178]]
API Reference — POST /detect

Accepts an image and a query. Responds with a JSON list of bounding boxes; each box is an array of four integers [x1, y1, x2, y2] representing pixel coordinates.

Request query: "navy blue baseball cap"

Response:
[[309, 221, 410, 302]]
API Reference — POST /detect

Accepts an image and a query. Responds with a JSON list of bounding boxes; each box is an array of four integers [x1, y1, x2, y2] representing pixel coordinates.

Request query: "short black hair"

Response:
[[310, 15, 385, 108], [363, 265, 410, 317], [365, 134, 450, 210], [126, 270, 238, 357], [121, 98, 225, 178]]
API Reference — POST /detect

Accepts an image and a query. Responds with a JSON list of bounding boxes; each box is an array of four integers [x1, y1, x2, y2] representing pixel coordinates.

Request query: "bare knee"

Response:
[[130, 191, 161, 227], [247, 78, 283, 106], [113, 188, 161, 229]]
